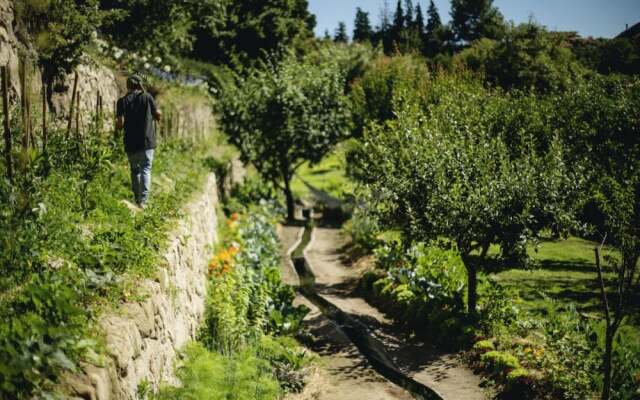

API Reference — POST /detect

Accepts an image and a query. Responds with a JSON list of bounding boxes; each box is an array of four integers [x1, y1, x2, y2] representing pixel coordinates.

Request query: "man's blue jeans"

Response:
[[127, 149, 154, 205]]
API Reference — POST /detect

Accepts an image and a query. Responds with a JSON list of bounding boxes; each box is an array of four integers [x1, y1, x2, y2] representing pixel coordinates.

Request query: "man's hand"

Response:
[[116, 116, 124, 130], [153, 109, 162, 122]]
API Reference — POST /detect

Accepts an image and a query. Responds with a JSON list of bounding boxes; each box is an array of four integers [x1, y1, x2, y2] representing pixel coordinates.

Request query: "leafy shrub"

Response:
[[342, 205, 380, 252], [481, 351, 521, 376], [478, 281, 521, 336], [200, 204, 308, 354], [473, 339, 495, 353], [363, 243, 467, 346], [256, 336, 312, 394], [154, 343, 281, 400], [225, 175, 283, 215], [0, 268, 93, 398], [605, 326, 640, 400]]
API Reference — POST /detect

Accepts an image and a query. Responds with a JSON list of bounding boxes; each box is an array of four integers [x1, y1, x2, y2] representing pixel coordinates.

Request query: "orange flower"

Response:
[[230, 212, 239, 222]]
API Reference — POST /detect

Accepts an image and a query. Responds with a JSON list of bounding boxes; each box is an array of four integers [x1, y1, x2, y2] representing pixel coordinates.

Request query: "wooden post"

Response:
[[1, 66, 12, 183], [75, 92, 81, 138], [42, 82, 47, 154], [27, 80, 34, 149], [176, 111, 180, 138], [19, 59, 28, 150], [113, 100, 118, 138], [95, 90, 100, 135], [66, 71, 79, 138]]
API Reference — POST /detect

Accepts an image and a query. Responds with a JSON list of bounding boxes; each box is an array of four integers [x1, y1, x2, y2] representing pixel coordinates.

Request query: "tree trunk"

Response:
[[284, 175, 295, 222], [461, 253, 478, 315], [467, 264, 477, 314], [602, 331, 614, 400]]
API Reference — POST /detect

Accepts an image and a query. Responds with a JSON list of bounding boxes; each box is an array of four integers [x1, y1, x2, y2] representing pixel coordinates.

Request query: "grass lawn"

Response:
[[291, 144, 353, 201], [489, 236, 635, 318]]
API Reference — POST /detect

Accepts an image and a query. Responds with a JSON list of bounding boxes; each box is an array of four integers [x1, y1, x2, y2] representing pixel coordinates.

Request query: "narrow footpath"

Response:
[[280, 223, 489, 400], [305, 227, 488, 400]]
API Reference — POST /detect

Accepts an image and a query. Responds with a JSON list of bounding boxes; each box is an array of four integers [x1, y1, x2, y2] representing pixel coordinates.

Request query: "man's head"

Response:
[[127, 74, 144, 91]]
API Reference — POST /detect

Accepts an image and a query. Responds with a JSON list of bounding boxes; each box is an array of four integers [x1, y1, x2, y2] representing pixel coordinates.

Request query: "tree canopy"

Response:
[[220, 53, 352, 220], [450, 0, 506, 44]]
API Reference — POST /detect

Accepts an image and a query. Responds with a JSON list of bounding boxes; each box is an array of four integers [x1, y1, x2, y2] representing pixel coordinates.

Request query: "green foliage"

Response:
[[0, 103, 215, 398], [256, 336, 312, 394], [480, 351, 521, 375], [0, 268, 93, 398], [154, 343, 281, 400], [334, 22, 349, 43], [365, 243, 467, 345], [455, 23, 585, 92], [191, 0, 316, 67], [353, 8, 373, 43], [539, 308, 600, 399], [477, 281, 521, 336], [15, 0, 104, 81], [200, 205, 308, 354], [100, 0, 199, 60], [220, 52, 352, 219], [353, 73, 577, 311], [473, 339, 495, 353], [342, 205, 380, 252], [348, 54, 429, 139], [572, 36, 640, 76], [450, 0, 506, 44]]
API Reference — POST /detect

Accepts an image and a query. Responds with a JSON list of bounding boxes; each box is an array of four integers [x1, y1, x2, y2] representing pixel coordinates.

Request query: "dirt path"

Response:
[[278, 224, 303, 286], [279, 225, 414, 400], [304, 227, 488, 400]]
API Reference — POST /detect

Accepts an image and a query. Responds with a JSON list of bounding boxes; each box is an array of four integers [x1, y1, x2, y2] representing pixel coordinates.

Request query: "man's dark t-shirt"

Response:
[[116, 91, 158, 153]]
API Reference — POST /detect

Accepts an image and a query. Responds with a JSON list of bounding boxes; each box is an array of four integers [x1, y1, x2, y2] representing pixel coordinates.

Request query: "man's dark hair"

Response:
[[127, 74, 144, 91]]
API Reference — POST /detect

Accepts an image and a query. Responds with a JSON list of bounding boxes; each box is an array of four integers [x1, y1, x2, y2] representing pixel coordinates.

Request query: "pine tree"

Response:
[[425, 0, 445, 57], [414, 3, 425, 34], [426, 0, 442, 35], [353, 7, 373, 43], [334, 21, 349, 43], [376, 0, 393, 52], [323, 29, 331, 41], [450, 0, 505, 43], [404, 0, 414, 28], [391, 0, 405, 48]]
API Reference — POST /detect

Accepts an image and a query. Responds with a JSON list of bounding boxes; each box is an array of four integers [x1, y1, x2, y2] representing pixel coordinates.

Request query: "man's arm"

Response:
[[116, 116, 124, 130], [148, 94, 161, 121], [116, 98, 124, 130]]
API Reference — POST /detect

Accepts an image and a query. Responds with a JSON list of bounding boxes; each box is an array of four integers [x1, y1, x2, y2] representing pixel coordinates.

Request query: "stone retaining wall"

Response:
[[65, 174, 219, 400]]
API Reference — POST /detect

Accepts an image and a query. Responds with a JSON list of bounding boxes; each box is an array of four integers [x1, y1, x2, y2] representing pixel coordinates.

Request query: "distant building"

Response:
[[617, 22, 640, 40]]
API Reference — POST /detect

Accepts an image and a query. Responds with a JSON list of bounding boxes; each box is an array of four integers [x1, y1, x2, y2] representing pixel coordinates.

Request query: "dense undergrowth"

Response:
[[0, 120, 216, 398], [153, 182, 311, 399]]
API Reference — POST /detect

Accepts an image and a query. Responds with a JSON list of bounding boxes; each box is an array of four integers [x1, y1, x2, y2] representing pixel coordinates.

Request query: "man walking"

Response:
[[116, 75, 161, 209]]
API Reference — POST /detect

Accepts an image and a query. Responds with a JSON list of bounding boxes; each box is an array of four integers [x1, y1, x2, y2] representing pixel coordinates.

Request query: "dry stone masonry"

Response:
[[65, 175, 219, 400]]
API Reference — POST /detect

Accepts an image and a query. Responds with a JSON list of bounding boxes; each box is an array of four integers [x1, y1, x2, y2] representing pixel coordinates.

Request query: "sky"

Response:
[[308, 0, 640, 39]]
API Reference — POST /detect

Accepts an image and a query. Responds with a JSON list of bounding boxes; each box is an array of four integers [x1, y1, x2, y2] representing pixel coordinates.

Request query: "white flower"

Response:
[[154, 56, 162, 64], [132, 52, 138, 59], [163, 65, 171, 72], [141, 56, 148, 63], [144, 62, 150, 69], [114, 50, 123, 60]]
